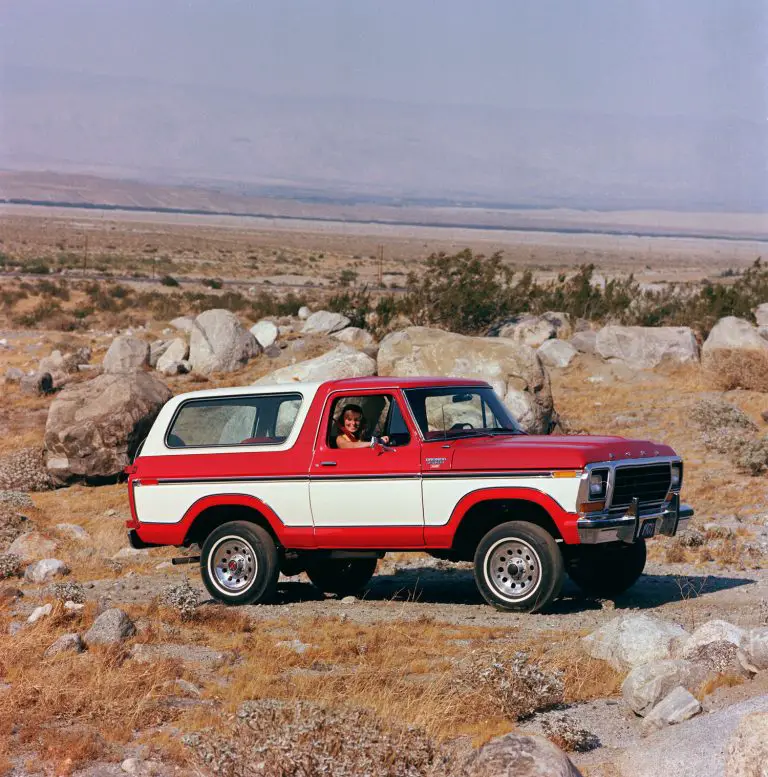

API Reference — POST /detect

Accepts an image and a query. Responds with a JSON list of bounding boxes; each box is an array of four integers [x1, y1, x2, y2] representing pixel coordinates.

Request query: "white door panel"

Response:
[[309, 479, 423, 526]]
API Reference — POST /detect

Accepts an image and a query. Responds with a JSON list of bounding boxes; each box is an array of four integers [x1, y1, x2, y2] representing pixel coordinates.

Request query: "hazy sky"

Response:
[[2, 1, 767, 208]]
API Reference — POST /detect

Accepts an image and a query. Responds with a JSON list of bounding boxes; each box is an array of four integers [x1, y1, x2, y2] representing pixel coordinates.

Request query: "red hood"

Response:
[[441, 435, 677, 471]]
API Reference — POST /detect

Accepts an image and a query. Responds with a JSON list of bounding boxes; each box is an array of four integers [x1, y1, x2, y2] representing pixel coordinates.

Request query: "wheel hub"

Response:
[[210, 538, 257, 594], [485, 538, 541, 601]]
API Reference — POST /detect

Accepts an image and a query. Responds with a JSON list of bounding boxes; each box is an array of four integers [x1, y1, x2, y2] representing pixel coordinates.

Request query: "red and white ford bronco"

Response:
[[125, 377, 693, 612]]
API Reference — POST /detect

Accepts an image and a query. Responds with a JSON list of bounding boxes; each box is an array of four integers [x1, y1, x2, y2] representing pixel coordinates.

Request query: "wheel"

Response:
[[200, 521, 279, 605], [473, 521, 564, 613], [305, 557, 378, 596], [566, 540, 646, 597]]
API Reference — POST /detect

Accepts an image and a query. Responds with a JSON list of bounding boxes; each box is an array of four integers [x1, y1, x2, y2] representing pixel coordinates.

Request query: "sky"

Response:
[[1, 1, 767, 209]]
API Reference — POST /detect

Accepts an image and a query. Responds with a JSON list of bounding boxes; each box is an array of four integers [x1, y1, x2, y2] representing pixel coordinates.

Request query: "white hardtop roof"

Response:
[[170, 381, 325, 403]]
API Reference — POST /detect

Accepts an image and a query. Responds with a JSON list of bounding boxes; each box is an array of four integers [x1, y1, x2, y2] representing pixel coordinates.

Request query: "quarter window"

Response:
[[167, 393, 302, 448]]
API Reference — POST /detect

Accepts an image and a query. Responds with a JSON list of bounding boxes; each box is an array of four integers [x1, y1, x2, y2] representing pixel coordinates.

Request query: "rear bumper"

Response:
[[577, 496, 693, 544], [127, 530, 166, 550]]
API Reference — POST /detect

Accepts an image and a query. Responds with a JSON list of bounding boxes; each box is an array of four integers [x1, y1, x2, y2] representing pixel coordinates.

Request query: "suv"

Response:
[[125, 377, 693, 612]]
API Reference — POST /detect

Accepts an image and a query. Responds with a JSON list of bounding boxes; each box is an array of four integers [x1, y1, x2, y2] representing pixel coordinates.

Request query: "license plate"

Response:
[[640, 520, 656, 539]]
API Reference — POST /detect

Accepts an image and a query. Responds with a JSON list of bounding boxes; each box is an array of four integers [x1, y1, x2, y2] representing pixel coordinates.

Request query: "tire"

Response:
[[305, 557, 378, 597], [566, 539, 646, 597], [200, 521, 279, 605], [473, 521, 564, 613]]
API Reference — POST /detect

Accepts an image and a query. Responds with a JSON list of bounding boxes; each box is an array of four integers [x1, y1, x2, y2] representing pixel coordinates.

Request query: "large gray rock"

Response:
[[170, 316, 195, 333], [254, 345, 376, 385], [681, 620, 747, 658], [20, 372, 54, 396], [84, 608, 136, 645], [155, 338, 189, 374], [583, 614, 689, 672], [297, 306, 311, 321], [755, 304, 768, 328], [7, 532, 58, 562], [189, 309, 260, 374], [726, 711, 768, 776], [301, 310, 350, 335], [464, 731, 582, 776], [333, 327, 377, 351], [537, 339, 578, 369], [378, 327, 555, 434], [44, 372, 171, 484], [616, 695, 768, 777], [622, 659, 712, 716], [595, 326, 699, 369], [703, 316, 768, 354], [250, 320, 279, 349], [741, 628, 768, 672], [24, 558, 69, 583], [148, 339, 172, 368], [642, 686, 702, 732], [102, 336, 150, 374], [570, 330, 597, 354], [498, 316, 557, 348]]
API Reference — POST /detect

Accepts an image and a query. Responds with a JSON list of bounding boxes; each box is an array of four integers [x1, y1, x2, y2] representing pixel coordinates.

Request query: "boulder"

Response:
[[301, 311, 350, 335], [595, 326, 699, 369], [583, 614, 689, 672], [254, 345, 376, 385], [4, 367, 23, 384], [703, 316, 768, 354], [24, 558, 69, 583], [84, 608, 136, 645], [681, 620, 747, 658], [464, 731, 582, 776], [570, 331, 598, 355], [44, 372, 171, 484], [726, 711, 768, 777], [541, 312, 573, 339], [188, 309, 260, 374], [622, 659, 712, 716], [54, 523, 91, 543], [170, 316, 195, 333], [741, 628, 768, 672], [7, 532, 58, 562], [155, 338, 189, 374], [102, 336, 150, 374], [44, 633, 85, 657], [332, 327, 377, 351], [616, 694, 768, 777], [755, 304, 768, 328], [377, 327, 555, 434], [497, 316, 557, 348], [250, 320, 279, 349], [642, 686, 701, 732], [148, 339, 173, 368], [297, 306, 311, 321], [537, 339, 577, 369], [39, 348, 88, 378], [20, 372, 54, 396]]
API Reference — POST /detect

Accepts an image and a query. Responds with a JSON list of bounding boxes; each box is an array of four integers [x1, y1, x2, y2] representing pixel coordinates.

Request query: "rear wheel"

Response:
[[473, 521, 564, 613], [566, 539, 646, 597], [200, 521, 279, 605], [305, 557, 378, 597]]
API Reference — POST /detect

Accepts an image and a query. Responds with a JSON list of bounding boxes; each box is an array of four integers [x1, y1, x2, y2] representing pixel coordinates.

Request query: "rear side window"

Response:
[[166, 393, 302, 448]]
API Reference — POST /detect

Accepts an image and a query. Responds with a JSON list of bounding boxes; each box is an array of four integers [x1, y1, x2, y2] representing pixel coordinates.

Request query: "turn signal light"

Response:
[[579, 501, 606, 513]]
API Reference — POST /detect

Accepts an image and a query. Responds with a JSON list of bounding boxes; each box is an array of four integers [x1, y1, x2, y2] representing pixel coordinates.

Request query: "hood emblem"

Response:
[[625, 451, 632, 457], [608, 452, 614, 460], [640, 450, 646, 457]]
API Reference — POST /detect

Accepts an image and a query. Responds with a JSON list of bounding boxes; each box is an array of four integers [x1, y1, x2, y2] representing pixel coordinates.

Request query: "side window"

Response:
[[328, 394, 411, 448], [167, 393, 302, 448]]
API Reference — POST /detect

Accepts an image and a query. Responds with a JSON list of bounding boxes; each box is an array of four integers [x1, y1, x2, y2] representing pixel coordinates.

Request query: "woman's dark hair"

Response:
[[336, 403, 366, 437]]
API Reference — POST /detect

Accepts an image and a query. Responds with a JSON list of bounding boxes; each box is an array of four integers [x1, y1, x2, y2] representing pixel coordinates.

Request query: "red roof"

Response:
[[321, 376, 491, 391]]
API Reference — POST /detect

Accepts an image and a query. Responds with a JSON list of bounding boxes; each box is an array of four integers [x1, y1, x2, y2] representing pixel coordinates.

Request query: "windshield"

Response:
[[403, 386, 523, 440]]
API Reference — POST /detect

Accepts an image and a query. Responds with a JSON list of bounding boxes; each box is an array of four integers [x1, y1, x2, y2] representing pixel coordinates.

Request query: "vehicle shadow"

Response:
[[272, 567, 756, 612]]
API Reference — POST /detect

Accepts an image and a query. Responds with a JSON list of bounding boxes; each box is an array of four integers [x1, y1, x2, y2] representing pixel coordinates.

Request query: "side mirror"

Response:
[[370, 437, 395, 453]]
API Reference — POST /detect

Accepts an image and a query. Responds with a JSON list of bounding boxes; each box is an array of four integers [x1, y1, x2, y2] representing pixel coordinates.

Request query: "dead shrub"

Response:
[[689, 398, 757, 433], [0, 553, 23, 579], [159, 579, 201, 621], [664, 541, 687, 564], [182, 699, 452, 777], [704, 349, 768, 392]]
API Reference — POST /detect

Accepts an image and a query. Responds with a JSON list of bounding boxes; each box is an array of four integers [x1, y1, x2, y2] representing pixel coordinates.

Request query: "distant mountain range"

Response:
[[2, 65, 767, 214]]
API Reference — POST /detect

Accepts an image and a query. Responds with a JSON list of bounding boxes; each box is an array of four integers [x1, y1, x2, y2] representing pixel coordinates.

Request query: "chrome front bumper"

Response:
[[577, 495, 694, 544]]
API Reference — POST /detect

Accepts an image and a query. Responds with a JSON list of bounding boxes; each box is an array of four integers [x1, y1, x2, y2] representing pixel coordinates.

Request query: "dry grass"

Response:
[[704, 349, 768, 392]]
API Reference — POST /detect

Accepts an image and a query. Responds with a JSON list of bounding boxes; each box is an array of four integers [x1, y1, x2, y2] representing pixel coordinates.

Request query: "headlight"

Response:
[[588, 470, 608, 499], [670, 463, 682, 490]]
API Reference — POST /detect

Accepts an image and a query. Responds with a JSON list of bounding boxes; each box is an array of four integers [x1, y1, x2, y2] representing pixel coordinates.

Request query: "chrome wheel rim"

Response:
[[484, 538, 541, 602], [209, 536, 258, 595]]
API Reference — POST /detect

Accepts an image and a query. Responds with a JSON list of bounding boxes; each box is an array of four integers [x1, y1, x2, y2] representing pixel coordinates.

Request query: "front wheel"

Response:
[[565, 540, 646, 597], [200, 521, 279, 605], [474, 521, 564, 613], [305, 557, 378, 597]]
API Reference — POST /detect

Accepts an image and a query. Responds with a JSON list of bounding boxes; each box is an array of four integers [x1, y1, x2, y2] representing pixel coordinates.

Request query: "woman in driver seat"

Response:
[[336, 404, 390, 449]]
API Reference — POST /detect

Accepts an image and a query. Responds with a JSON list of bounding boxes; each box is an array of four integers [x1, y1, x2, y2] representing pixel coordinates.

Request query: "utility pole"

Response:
[[83, 234, 88, 276], [377, 244, 384, 288]]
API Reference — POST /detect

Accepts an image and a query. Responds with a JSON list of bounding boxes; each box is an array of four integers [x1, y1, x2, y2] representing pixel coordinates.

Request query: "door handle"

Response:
[[318, 461, 337, 467]]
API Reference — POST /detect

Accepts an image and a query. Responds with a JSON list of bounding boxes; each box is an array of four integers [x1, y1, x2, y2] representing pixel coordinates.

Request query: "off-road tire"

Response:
[[305, 557, 378, 597], [200, 521, 279, 605], [473, 521, 564, 613], [566, 539, 646, 597]]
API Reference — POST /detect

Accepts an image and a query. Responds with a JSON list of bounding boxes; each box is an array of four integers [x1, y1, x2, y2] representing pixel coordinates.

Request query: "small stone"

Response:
[[24, 558, 70, 583], [27, 603, 53, 624], [642, 686, 702, 732], [64, 601, 85, 612], [55, 523, 91, 542], [175, 678, 202, 697], [44, 633, 84, 657], [340, 596, 357, 604], [121, 758, 141, 774], [84, 608, 136, 645], [8, 621, 23, 636]]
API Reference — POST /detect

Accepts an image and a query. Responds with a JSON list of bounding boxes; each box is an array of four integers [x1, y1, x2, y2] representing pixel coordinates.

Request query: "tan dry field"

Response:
[[0, 212, 767, 776]]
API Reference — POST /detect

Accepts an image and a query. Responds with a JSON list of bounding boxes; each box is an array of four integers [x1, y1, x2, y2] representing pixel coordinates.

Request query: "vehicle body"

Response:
[[125, 376, 693, 612]]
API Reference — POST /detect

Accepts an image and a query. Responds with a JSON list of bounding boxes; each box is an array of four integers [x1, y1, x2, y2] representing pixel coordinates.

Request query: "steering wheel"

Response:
[[449, 422, 475, 431]]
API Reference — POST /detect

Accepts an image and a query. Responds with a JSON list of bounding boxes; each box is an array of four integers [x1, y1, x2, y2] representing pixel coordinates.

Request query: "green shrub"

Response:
[[160, 275, 180, 287]]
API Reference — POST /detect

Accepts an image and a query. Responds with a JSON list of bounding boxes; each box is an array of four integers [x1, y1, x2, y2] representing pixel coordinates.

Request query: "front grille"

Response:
[[611, 464, 671, 510]]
